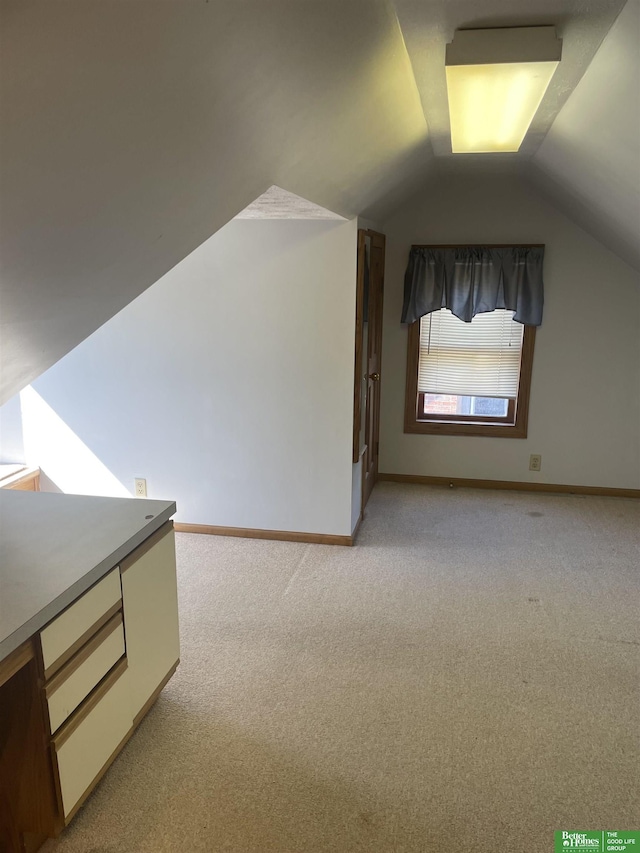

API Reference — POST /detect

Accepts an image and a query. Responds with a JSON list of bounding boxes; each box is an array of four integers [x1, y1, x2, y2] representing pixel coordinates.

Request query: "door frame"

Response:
[[353, 228, 386, 514]]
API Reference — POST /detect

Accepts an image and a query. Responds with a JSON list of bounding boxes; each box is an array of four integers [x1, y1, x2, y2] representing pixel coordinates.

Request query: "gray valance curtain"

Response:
[[401, 246, 545, 326]]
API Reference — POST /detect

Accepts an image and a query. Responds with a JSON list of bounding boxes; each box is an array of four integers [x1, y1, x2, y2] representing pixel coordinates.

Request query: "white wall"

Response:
[[379, 171, 640, 489], [0, 396, 25, 463], [5, 219, 359, 535]]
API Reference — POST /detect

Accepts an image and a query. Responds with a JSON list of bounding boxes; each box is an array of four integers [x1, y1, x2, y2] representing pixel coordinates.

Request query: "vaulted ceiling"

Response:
[[1, 0, 637, 405]]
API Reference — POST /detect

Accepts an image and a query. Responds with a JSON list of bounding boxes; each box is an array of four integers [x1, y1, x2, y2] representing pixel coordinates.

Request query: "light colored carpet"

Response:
[[44, 483, 640, 852]]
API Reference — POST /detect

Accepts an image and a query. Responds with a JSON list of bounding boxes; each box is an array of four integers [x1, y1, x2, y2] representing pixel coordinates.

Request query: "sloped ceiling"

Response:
[[531, 0, 640, 271], [393, 0, 627, 158], [0, 0, 430, 404], [0, 0, 637, 406]]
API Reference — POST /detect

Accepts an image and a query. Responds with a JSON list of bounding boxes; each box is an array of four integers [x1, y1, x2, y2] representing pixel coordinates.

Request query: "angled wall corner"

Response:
[[17, 216, 360, 537]]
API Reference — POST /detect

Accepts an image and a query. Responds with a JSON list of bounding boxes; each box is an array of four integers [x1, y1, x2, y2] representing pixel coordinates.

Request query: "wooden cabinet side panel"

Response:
[[0, 656, 59, 848], [121, 530, 179, 720]]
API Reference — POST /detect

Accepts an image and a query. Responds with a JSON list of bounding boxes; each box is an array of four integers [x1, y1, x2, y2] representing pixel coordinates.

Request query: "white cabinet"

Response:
[[46, 612, 126, 733], [36, 520, 179, 829], [120, 525, 180, 722], [40, 568, 122, 678], [54, 660, 132, 820]]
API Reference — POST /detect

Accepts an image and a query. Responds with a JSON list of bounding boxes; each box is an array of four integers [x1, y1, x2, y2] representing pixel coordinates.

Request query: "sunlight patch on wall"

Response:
[[19, 386, 130, 497], [235, 186, 347, 220]]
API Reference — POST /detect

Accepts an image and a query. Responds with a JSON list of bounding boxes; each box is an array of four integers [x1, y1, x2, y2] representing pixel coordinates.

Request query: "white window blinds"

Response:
[[417, 308, 524, 398]]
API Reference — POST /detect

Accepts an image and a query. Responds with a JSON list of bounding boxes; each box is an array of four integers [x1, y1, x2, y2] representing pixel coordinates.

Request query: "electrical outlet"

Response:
[[529, 454, 542, 472], [134, 477, 147, 497]]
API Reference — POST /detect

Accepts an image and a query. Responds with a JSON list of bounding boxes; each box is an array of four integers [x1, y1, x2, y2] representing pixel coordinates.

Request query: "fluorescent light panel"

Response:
[[445, 27, 562, 154]]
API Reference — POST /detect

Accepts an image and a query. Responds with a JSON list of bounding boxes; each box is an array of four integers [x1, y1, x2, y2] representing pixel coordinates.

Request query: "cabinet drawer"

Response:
[[46, 613, 125, 733], [54, 659, 132, 821], [41, 569, 122, 678]]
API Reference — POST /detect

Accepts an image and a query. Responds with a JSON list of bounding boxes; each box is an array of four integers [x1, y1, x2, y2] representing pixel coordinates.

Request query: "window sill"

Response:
[[404, 420, 528, 438]]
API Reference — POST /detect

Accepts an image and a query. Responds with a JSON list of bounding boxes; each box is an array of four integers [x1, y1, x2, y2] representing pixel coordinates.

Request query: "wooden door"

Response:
[[353, 230, 385, 511]]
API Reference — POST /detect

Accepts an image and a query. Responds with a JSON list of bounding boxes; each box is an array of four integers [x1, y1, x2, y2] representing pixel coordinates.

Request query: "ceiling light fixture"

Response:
[[445, 26, 562, 154]]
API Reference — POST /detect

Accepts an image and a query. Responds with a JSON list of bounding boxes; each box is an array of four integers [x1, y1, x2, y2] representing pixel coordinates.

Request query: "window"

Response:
[[404, 308, 535, 438]]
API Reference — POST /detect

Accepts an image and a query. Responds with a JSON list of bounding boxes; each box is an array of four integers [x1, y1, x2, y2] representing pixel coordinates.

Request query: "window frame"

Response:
[[417, 393, 516, 424], [404, 315, 536, 439]]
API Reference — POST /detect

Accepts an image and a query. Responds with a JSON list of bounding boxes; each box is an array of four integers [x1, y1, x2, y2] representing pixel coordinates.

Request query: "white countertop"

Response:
[[0, 490, 176, 661]]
